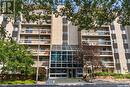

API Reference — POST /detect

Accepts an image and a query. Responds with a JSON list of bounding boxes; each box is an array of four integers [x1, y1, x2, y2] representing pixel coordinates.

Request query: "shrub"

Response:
[[95, 72, 114, 76], [124, 74, 130, 79], [113, 74, 124, 79]]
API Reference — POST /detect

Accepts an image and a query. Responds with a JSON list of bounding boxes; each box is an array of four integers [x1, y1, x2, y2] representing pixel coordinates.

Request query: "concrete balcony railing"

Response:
[[100, 51, 113, 55], [19, 39, 51, 45], [31, 50, 50, 56], [82, 40, 111, 46], [21, 20, 51, 25], [102, 63, 114, 68], [81, 31, 110, 36], [20, 29, 51, 35]]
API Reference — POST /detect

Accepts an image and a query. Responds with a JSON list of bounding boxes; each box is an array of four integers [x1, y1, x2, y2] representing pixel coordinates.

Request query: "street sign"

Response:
[[0, 0, 13, 14]]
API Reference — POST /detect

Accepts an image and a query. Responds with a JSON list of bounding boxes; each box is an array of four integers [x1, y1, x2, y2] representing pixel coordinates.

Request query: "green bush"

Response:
[[113, 74, 124, 79], [95, 72, 114, 76], [124, 74, 130, 79], [95, 72, 130, 79]]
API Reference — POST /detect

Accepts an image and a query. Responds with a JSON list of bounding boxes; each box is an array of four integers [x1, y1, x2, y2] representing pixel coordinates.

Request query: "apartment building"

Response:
[[1, 8, 130, 79]]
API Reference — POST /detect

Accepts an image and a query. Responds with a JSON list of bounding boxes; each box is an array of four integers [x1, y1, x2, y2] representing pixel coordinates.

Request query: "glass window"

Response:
[[115, 59, 120, 63], [123, 39, 128, 43], [125, 49, 129, 53], [51, 64, 55, 67], [51, 51, 57, 54], [50, 75, 55, 77], [56, 75, 62, 77], [62, 69, 67, 73], [62, 55, 67, 62], [68, 64, 72, 67], [113, 39, 117, 43], [63, 33, 68, 40], [50, 69, 55, 73], [68, 55, 72, 62], [122, 30, 126, 34], [63, 25, 67, 32], [51, 54, 57, 62], [63, 18, 67, 24], [77, 69, 83, 73], [62, 75, 67, 77], [62, 64, 67, 67], [56, 64, 61, 67], [127, 59, 130, 63], [111, 30, 115, 34], [55, 69, 62, 73], [114, 48, 118, 53], [57, 55, 61, 62], [14, 27, 18, 31]]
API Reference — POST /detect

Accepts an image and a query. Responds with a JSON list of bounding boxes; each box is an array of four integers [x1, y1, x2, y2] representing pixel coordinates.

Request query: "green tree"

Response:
[[0, 40, 34, 80], [1, 0, 130, 31]]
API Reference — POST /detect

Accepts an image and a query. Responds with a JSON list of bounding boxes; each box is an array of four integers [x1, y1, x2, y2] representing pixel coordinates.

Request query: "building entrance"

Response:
[[68, 69, 76, 78]]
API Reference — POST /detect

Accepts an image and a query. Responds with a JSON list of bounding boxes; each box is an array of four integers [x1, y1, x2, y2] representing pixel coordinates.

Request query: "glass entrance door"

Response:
[[68, 69, 76, 78]]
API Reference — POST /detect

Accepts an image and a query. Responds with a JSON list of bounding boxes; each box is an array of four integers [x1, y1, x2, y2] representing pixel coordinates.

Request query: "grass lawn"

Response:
[[0, 80, 35, 85]]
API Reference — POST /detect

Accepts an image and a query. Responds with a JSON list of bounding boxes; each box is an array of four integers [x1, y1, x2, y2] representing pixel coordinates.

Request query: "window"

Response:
[[122, 34, 127, 39], [115, 59, 120, 63], [127, 59, 130, 63], [123, 39, 128, 43], [111, 30, 115, 34], [122, 30, 126, 34], [14, 27, 18, 31], [63, 18, 67, 24], [63, 25, 67, 32], [114, 48, 118, 53], [124, 44, 129, 49], [110, 25, 115, 30], [113, 39, 117, 43], [111, 34, 116, 39], [63, 33, 68, 40]]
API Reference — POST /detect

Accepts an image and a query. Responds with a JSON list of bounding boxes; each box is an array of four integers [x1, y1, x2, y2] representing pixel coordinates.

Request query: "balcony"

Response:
[[21, 20, 51, 25], [100, 51, 113, 56], [102, 63, 114, 68], [19, 39, 50, 45], [31, 50, 50, 56], [20, 29, 51, 35], [81, 31, 110, 36], [82, 40, 111, 46]]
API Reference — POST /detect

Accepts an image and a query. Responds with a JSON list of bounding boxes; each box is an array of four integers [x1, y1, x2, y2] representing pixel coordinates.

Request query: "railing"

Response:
[[82, 40, 111, 45], [21, 29, 51, 34], [21, 20, 51, 25], [19, 39, 50, 44], [81, 31, 110, 36], [32, 50, 50, 56], [100, 51, 113, 55]]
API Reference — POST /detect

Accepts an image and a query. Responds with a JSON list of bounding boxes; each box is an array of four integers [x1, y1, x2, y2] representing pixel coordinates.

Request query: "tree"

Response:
[[74, 43, 101, 81], [1, 0, 130, 30], [0, 40, 34, 80]]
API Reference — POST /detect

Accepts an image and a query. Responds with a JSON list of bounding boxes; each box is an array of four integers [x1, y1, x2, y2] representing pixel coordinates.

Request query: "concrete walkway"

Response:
[[45, 78, 130, 86]]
